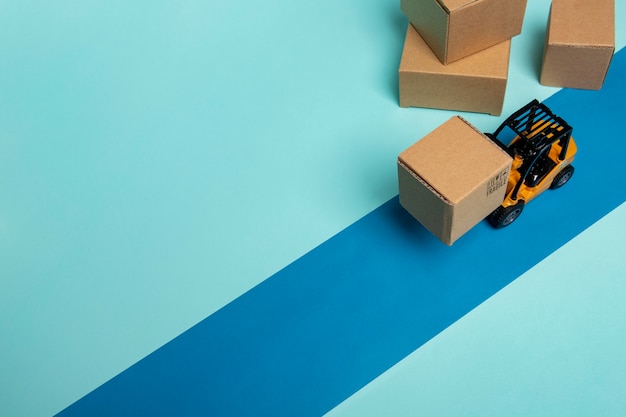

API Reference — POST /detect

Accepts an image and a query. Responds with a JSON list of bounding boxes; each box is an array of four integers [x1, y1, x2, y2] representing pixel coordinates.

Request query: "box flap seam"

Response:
[[398, 159, 453, 205]]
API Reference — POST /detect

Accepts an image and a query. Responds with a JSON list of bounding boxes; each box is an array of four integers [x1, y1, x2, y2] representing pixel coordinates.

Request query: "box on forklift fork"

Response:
[[398, 116, 513, 245]]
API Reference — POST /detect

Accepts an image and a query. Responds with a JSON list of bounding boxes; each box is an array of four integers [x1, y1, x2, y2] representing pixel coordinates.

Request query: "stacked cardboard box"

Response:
[[398, 0, 528, 116]]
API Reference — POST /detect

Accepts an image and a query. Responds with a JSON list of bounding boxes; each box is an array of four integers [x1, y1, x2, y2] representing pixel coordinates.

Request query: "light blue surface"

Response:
[[325, 203, 626, 417], [0, 1, 624, 416]]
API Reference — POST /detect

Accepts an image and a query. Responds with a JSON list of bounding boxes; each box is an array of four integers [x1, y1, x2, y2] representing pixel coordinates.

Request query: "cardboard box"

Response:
[[399, 24, 510, 116], [540, 0, 615, 90], [398, 116, 513, 245], [400, 0, 527, 64]]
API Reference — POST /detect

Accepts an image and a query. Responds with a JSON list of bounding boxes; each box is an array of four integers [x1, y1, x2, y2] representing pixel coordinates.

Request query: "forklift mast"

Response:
[[493, 99, 573, 161]]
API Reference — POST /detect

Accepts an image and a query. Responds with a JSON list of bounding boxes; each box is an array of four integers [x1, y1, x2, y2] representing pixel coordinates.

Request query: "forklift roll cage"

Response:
[[491, 99, 573, 201]]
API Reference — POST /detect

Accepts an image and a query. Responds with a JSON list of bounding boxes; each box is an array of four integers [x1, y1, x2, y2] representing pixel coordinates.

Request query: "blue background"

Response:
[[1, 1, 625, 416]]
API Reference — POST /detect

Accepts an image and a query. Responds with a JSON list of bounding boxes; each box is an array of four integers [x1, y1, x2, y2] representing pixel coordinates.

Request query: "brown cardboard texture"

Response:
[[540, 0, 615, 90], [400, 0, 527, 64], [399, 24, 510, 116], [398, 116, 512, 245]]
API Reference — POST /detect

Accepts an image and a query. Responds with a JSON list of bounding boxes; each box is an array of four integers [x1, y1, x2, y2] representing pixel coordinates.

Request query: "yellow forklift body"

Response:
[[502, 126, 577, 208]]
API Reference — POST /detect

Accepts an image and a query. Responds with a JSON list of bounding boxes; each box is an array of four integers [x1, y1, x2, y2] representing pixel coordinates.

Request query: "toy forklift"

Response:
[[486, 99, 577, 228]]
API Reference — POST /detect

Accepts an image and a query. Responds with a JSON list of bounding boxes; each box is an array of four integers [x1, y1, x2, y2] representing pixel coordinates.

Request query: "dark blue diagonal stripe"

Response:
[[56, 49, 626, 417]]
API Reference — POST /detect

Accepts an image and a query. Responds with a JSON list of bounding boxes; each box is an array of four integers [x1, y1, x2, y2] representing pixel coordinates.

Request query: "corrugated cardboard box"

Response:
[[398, 116, 513, 245], [540, 0, 615, 90], [400, 0, 527, 64], [399, 24, 510, 116]]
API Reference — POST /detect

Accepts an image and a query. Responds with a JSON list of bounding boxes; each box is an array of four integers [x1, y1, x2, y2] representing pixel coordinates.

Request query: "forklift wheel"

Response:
[[551, 165, 574, 189], [488, 202, 524, 229]]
